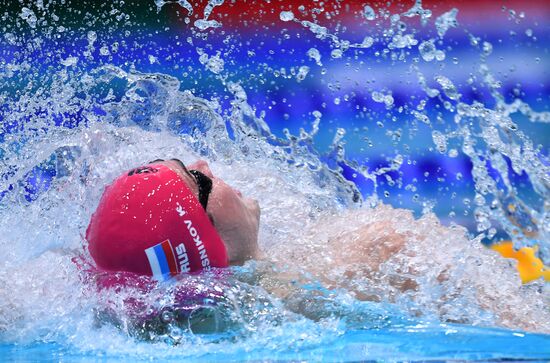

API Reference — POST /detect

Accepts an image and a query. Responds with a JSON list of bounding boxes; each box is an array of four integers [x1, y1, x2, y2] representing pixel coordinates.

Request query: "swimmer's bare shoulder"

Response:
[[306, 204, 418, 296], [259, 204, 550, 333], [260, 204, 417, 298], [249, 204, 419, 321], [286, 205, 412, 276]]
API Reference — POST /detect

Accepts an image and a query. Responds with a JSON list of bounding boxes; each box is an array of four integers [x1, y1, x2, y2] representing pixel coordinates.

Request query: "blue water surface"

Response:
[[2, 324, 549, 362]]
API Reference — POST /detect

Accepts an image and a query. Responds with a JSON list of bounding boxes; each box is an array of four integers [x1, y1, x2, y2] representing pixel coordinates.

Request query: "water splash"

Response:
[[435, 8, 459, 38], [0, 0, 549, 358]]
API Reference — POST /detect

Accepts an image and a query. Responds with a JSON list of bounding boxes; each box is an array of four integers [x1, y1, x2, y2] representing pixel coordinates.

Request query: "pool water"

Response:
[[1, 0, 549, 361], [2, 324, 550, 361]]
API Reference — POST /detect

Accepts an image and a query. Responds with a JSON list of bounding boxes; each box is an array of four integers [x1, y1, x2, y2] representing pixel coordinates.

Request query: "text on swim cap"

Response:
[[176, 204, 186, 217], [184, 219, 211, 269], [175, 243, 191, 273]]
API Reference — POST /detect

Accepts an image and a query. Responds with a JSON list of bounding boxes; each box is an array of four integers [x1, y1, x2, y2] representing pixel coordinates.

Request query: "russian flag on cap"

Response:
[[145, 239, 179, 281]]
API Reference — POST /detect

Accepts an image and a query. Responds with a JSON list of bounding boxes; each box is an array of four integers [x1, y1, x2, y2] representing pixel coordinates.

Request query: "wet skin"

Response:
[[157, 159, 261, 266]]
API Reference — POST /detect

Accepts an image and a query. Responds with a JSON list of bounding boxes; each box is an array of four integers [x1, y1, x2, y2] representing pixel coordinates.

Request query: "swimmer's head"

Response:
[[86, 159, 261, 280]]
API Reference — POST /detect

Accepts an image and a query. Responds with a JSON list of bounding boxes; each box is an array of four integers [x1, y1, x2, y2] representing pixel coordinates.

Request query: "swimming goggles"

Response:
[[148, 158, 212, 211]]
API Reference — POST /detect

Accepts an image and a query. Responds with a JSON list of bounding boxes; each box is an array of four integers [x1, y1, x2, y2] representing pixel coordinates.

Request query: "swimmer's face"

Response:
[[157, 159, 261, 266]]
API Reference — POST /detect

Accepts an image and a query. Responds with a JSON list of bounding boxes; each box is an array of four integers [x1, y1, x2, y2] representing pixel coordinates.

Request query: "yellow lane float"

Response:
[[491, 241, 550, 283]]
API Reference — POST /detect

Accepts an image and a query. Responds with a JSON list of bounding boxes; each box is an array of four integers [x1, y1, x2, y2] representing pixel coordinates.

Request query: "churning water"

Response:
[[0, 0, 549, 360]]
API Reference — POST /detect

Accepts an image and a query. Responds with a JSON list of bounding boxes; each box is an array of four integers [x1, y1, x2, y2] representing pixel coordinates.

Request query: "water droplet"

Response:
[[435, 75, 461, 100], [4, 33, 17, 45], [194, 19, 222, 30], [87, 31, 97, 45], [301, 21, 328, 39], [148, 55, 158, 64], [307, 48, 322, 65], [432, 130, 447, 153], [412, 110, 430, 124], [60, 57, 78, 67], [435, 8, 459, 38], [20, 7, 37, 28], [203, 0, 224, 19], [331, 49, 343, 58], [402, 0, 432, 25], [199, 52, 225, 74], [99, 45, 110, 56], [312, 110, 323, 119], [482, 41, 493, 56], [390, 34, 418, 49], [363, 5, 376, 21], [360, 36, 374, 48], [419, 41, 436, 62], [474, 194, 485, 206], [280, 11, 294, 22], [372, 91, 394, 108], [296, 66, 310, 82]]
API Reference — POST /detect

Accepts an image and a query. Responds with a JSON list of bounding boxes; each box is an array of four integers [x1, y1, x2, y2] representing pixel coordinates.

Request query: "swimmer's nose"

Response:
[[189, 160, 214, 178]]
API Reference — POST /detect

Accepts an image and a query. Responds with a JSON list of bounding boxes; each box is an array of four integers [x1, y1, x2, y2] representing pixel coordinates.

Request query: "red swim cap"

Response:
[[86, 163, 228, 281]]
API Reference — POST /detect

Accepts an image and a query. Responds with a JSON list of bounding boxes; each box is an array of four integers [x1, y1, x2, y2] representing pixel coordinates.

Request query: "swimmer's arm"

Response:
[[305, 217, 416, 297], [249, 206, 418, 317], [245, 218, 412, 318], [243, 259, 398, 325]]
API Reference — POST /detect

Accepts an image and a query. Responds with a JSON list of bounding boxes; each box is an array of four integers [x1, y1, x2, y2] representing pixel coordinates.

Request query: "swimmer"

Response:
[[86, 159, 261, 279], [86, 158, 550, 335]]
